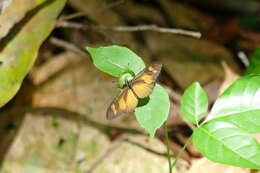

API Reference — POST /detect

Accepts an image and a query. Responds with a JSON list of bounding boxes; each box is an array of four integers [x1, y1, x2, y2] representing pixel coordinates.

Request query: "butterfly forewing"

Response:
[[106, 87, 138, 120], [131, 62, 162, 98], [106, 62, 162, 120]]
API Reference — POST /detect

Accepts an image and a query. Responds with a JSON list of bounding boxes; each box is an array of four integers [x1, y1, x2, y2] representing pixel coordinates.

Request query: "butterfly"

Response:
[[106, 62, 162, 120]]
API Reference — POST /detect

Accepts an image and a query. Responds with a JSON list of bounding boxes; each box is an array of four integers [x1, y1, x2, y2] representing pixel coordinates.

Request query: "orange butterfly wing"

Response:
[[131, 62, 162, 98], [106, 87, 138, 120]]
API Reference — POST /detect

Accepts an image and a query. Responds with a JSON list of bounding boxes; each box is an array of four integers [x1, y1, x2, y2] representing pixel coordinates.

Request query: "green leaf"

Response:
[[135, 84, 170, 137], [205, 75, 260, 133], [86, 45, 170, 137], [193, 122, 260, 169], [0, 0, 66, 107], [86, 45, 145, 77], [245, 47, 260, 75], [181, 82, 208, 125]]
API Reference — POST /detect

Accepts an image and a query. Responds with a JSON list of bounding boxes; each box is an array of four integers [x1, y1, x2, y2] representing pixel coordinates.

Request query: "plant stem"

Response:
[[164, 123, 172, 173], [171, 135, 192, 168]]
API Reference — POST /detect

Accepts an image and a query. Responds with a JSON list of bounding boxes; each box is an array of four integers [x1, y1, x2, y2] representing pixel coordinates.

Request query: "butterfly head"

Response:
[[125, 79, 133, 89]]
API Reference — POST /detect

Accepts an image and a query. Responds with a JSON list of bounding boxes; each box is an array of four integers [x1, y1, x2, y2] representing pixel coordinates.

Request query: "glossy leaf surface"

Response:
[[193, 122, 260, 169], [205, 75, 260, 133]]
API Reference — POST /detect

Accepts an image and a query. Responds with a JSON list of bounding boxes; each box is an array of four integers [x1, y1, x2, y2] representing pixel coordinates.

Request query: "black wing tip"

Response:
[[106, 108, 115, 120]]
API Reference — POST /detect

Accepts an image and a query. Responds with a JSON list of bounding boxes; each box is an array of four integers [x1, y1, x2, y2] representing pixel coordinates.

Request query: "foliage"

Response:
[[205, 75, 260, 133], [181, 75, 260, 169], [88, 45, 260, 169], [86, 45, 170, 137], [181, 82, 208, 125]]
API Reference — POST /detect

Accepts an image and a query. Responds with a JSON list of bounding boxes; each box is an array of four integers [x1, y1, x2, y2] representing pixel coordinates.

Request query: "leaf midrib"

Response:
[[207, 107, 260, 122], [194, 85, 199, 124]]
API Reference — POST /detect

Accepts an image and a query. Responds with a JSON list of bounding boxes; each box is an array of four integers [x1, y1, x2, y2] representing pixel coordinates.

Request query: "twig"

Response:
[[187, 122, 196, 130], [56, 21, 202, 39], [49, 37, 88, 57], [171, 136, 192, 169], [59, 12, 87, 21], [111, 25, 201, 38]]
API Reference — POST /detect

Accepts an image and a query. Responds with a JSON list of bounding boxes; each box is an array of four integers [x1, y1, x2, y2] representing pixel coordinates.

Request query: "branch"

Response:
[[59, 12, 87, 21], [171, 136, 192, 168], [56, 21, 202, 39], [49, 37, 88, 57]]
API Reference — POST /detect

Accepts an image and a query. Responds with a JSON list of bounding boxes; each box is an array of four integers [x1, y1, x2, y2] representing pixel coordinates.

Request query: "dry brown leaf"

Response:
[[0, 0, 46, 39]]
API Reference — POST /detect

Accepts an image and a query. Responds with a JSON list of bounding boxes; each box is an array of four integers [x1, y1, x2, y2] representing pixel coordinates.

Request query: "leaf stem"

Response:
[[164, 123, 172, 173], [171, 135, 192, 168]]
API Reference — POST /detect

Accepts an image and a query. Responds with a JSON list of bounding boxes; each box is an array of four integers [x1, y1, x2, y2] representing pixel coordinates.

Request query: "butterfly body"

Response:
[[125, 80, 133, 90], [106, 62, 162, 120]]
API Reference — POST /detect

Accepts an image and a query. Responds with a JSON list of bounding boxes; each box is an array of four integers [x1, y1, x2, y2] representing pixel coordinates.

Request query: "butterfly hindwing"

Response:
[[106, 87, 138, 120], [131, 62, 162, 98]]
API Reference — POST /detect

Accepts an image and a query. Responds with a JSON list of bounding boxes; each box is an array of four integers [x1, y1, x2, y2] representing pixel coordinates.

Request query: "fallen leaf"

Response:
[[0, 0, 66, 107], [0, 0, 46, 39]]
